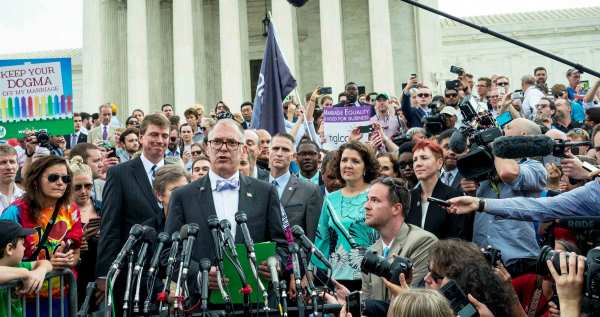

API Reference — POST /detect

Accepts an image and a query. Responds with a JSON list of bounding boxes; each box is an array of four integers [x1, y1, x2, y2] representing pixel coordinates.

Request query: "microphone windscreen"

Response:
[[235, 212, 247, 224], [492, 135, 554, 158], [157, 232, 170, 243], [143, 227, 157, 242], [267, 256, 278, 267], [199, 258, 212, 270], [449, 130, 467, 153], [207, 215, 220, 229], [130, 224, 144, 237], [219, 219, 231, 230], [171, 231, 180, 241]]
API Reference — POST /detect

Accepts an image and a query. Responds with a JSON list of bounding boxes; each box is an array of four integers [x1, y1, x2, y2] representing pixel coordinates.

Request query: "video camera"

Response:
[[451, 98, 503, 181], [360, 250, 413, 285], [35, 129, 51, 148], [423, 102, 448, 136]]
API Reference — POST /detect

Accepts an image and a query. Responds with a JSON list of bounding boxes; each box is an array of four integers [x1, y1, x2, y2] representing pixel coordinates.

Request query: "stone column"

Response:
[[414, 0, 442, 87], [271, 0, 300, 84], [368, 0, 396, 96], [173, 0, 205, 116], [319, 0, 346, 96], [82, 0, 103, 114], [127, 0, 151, 114], [219, 0, 249, 112]]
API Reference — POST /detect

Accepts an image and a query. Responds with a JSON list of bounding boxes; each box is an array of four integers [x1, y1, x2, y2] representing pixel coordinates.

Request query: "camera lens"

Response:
[[360, 250, 413, 285], [536, 245, 567, 276]]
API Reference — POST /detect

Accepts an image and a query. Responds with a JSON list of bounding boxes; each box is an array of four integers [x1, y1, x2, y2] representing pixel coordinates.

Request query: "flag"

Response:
[[250, 19, 297, 135]]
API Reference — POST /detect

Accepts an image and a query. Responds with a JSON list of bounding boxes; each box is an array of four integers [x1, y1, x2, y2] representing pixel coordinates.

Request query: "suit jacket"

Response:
[[87, 125, 116, 145], [64, 132, 87, 149], [164, 173, 288, 292], [257, 167, 270, 181], [96, 157, 163, 277], [280, 175, 323, 241], [441, 169, 463, 190], [361, 223, 437, 301], [405, 178, 467, 239], [401, 91, 425, 128]]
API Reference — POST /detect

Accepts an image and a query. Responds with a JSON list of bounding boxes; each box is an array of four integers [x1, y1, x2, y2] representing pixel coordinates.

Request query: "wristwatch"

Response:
[[477, 198, 485, 212]]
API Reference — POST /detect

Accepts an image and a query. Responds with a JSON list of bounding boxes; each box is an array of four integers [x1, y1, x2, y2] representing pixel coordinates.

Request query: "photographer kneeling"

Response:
[[361, 177, 438, 301]]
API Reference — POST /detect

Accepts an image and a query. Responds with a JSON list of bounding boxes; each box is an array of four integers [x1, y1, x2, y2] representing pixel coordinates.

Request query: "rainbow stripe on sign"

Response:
[[0, 94, 72, 122]]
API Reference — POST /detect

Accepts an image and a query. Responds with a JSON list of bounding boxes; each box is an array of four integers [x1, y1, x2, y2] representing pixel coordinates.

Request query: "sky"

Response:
[[0, 0, 599, 55]]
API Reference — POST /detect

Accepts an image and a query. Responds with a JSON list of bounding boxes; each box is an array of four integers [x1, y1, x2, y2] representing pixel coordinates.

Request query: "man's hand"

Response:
[[561, 153, 590, 180], [547, 252, 585, 307], [23, 130, 38, 155], [208, 266, 229, 290], [447, 196, 479, 214], [382, 273, 410, 298], [405, 75, 418, 92], [460, 178, 479, 195]]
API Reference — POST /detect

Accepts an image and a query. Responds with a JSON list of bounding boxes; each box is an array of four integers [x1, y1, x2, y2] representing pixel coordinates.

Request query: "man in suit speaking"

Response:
[[165, 118, 287, 294], [361, 177, 437, 302]]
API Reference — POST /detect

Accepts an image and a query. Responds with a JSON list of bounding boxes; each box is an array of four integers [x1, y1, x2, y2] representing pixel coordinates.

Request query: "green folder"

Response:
[[209, 241, 276, 304]]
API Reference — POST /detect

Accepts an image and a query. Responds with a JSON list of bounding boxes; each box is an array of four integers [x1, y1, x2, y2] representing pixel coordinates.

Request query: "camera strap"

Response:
[[28, 203, 61, 261], [527, 277, 543, 317]]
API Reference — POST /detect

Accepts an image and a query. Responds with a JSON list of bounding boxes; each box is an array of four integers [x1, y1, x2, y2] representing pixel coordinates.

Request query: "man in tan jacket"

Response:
[[361, 177, 438, 302]]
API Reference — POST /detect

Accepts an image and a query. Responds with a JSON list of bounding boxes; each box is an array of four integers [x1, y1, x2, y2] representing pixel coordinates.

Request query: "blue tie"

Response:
[[216, 179, 240, 192], [383, 246, 390, 258]]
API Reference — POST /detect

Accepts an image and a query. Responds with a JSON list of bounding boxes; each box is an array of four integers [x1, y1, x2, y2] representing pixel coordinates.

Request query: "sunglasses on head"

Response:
[[47, 174, 71, 184], [417, 93, 431, 98], [74, 183, 93, 191]]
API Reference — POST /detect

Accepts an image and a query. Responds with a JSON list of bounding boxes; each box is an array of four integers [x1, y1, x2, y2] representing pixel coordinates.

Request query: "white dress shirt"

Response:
[[0, 183, 25, 215], [140, 154, 164, 187], [208, 169, 240, 236], [522, 86, 544, 119]]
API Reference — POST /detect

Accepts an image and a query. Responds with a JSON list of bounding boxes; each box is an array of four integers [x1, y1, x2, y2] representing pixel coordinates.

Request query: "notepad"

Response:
[[209, 242, 277, 304]]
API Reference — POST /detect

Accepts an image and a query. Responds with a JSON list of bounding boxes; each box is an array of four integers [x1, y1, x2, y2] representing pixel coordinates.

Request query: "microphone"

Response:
[[279, 280, 288, 317], [492, 135, 554, 158], [174, 223, 200, 311], [109, 224, 145, 272], [158, 231, 181, 314], [207, 215, 224, 264], [235, 212, 255, 256], [199, 258, 211, 313], [292, 225, 332, 269], [267, 256, 280, 297], [449, 129, 467, 153], [219, 219, 238, 257], [144, 231, 169, 313], [133, 227, 156, 312], [289, 242, 305, 316]]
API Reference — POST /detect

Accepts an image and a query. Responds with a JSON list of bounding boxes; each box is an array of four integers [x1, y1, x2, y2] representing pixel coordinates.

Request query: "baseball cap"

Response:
[[0, 220, 35, 247], [375, 93, 389, 101], [440, 106, 458, 117]]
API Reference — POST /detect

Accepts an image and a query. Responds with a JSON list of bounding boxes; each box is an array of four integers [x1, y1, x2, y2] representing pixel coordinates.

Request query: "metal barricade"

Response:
[[0, 269, 77, 317]]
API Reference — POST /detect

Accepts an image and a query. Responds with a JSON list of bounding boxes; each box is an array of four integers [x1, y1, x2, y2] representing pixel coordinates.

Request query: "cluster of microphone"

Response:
[[105, 213, 334, 317]]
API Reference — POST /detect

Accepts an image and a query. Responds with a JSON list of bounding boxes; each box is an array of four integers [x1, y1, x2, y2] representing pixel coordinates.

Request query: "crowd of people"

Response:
[[0, 66, 599, 317]]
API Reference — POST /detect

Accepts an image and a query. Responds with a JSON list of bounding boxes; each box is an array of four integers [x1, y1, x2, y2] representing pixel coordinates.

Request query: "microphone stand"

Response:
[[299, 248, 319, 316], [158, 232, 180, 316], [132, 246, 149, 313], [221, 220, 251, 317], [399, 0, 600, 78], [279, 280, 289, 317], [122, 251, 135, 317], [173, 237, 188, 313], [289, 243, 305, 317], [208, 216, 233, 313]]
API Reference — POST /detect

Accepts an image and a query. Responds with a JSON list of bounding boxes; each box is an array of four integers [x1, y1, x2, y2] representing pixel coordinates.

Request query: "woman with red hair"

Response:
[[405, 140, 469, 239]]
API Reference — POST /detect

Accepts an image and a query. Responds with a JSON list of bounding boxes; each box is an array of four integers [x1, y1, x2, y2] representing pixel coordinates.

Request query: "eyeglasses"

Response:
[[191, 150, 203, 155], [497, 82, 509, 87], [74, 183, 93, 191], [208, 139, 242, 150], [428, 266, 444, 281], [445, 93, 458, 98], [398, 160, 413, 169], [417, 93, 431, 98], [47, 174, 71, 184]]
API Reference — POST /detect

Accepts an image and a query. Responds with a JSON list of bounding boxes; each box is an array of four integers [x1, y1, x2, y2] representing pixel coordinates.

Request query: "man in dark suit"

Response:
[[64, 113, 87, 149], [267, 133, 323, 240], [437, 129, 464, 190], [165, 119, 288, 296], [333, 82, 375, 116], [95, 114, 171, 297], [400, 75, 433, 128]]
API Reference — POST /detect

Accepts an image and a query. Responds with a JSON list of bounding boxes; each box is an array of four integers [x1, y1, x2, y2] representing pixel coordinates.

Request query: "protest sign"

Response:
[[322, 106, 371, 150], [0, 58, 74, 139]]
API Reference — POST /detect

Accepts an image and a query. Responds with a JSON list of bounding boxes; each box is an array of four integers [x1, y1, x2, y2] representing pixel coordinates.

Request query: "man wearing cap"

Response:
[[440, 106, 459, 130], [370, 93, 405, 138]]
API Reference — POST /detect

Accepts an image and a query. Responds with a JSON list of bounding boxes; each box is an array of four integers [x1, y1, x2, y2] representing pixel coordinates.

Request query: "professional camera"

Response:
[[536, 245, 600, 303], [552, 139, 592, 157], [35, 129, 51, 148], [453, 98, 503, 181], [360, 250, 413, 285], [481, 246, 503, 266]]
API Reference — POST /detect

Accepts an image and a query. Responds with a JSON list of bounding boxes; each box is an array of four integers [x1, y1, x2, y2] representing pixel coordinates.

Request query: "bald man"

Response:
[[470, 117, 547, 276]]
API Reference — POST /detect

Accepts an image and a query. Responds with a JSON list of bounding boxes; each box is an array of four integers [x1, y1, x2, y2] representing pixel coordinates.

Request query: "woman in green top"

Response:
[[313, 141, 380, 290]]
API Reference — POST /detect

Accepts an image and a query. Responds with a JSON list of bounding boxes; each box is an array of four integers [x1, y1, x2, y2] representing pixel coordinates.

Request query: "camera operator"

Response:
[[361, 177, 438, 301], [466, 118, 548, 277]]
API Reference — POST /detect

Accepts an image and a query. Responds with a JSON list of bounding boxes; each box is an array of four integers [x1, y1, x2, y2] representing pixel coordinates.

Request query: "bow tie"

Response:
[[215, 179, 240, 192]]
